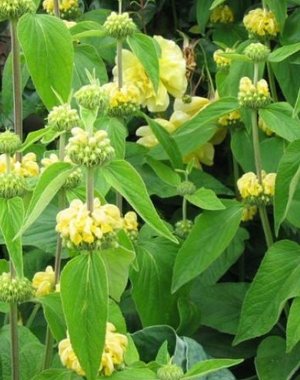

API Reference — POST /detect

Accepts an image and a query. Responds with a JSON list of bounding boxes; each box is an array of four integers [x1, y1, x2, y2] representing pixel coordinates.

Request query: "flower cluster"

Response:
[[243, 8, 279, 38], [136, 118, 176, 148], [41, 153, 82, 189], [0, 153, 39, 177], [0, 0, 35, 20], [238, 77, 271, 109], [56, 198, 124, 250], [58, 322, 128, 377], [0, 273, 33, 303], [241, 205, 258, 222], [174, 219, 193, 239], [213, 48, 233, 71], [113, 36, 187, 112], [102, 82, 140, 117], [237, 171, 276, 204], [32, 266, 55, 297], [66, 128, 115, 168], [218, 110, 241, 127], [210, 4, 234, 24], [0, 172, 26, 199], [123, 211, 139, 241], [103, 11, 136, 39], [43, 0, 80, 19], [47, 104, 80, 132]]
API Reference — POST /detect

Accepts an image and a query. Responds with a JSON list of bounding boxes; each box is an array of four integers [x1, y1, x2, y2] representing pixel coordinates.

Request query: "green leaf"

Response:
[[19, 162, 73, 235], [185, 188, 225, 210], [102, 160, 177, 243], [32, 369, 83, 379], [234, 240, 300, 345], [210, 0, 226, 10], [18, 14, 74, 110], [182, 358, 243, 379], [265, 0, 287, 30], [97, 117, 127, 160], [20, 127, 51, 152], [191, 282, 249, 335], [259, 103, 300, 142], [108, 368, 157, 380], [127, 33, 160, 92], [100, 243, 135, 302], [172, 201, 243, 292], [287, 297, 300, 352], [196, 0, 213, 34], [60, 252, 108, 380], [255, 336, 300, 380], [146, 157, 181, 187], [274, 140, 300, 234], [131, 238, 179, 327], [145, 115, 183, 169], [73, 44, 108, 92], [173, 97, 239, 156], [0, 198, 24, 277], [40, 293, 66, 342], [268, 43, 300, 62]]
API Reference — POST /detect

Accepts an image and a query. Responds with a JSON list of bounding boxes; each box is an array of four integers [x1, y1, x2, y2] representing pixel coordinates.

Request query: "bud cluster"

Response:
[[0, 131, 21, 155], [0, 273, 33, 303], [157, 364, 184, 380], [176, 181, 196, 196], [210, 5, 234, 24], [43, 0, 81, 19], [244, 43, 270, 63], [238, 77, 271, 109], [102, 83, 140, 117], [66, 128, 115, 168], [104, 12, 136, 39], [0, 172, 27, 199], [74, 83, 108, 111], [218, 110, 241, 127], [174, 219, 193, 239], [0, 0, 35, 20], [241, 205, 258, 222], [213, 48, 233, 71], [47, 104, 80, 132], [243, 8, 279, 39]]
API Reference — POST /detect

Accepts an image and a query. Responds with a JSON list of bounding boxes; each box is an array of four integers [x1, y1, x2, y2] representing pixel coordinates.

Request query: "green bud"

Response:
[[174, 220, 193, 239], [104, 12, 136, 39], [47, 104, 80, 132], [108, 102, 140, 117], [63, 167, 82, 190], [0, 173, 27, 199], [177, 181, 196, 196], [157, 364, 184, 380], [182, 95, 192, 104], [0, 131, 21, 155], [0, 0, 35, 20], [0, 273, 33, 303], [244, 43, 270, 62], [74, 84, 108, 111]]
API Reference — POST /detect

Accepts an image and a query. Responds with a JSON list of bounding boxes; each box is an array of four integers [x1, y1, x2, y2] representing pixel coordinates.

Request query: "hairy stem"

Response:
[[251, 110, 263, 182], [182, 197, 187, 221], [42, 329, 54, 370], [117, 40, 123, 90], [10, 301, 20, 380], [53, 0, 60, 17], [87, 167, 94, 213], [10, 20, 23, 161]]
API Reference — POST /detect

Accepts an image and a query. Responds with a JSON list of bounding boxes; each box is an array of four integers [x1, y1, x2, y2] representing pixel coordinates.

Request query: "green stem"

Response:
[[259, 206, 273, 247], [10, 301, 20, 380], [5, 154, 11, 173], [42, 328, 54, 370], [86, 167, 94, 213], [118, 0, 122, 14], [266, 61, 278, 102], [117, 39, 123, 90], [253, 63, 259, 86], [10, 20, 23, 161], [53, 0, 60, 17], [182, 197, 187, 221], [26, 303, 40, 328]]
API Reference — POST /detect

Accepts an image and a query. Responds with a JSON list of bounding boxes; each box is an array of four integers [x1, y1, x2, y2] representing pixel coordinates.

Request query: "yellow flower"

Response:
[[258, 117, 274, 136], [237, 172, 263, 199], [183, 143, 215, 168], [136, 118, 176, 148], [124, 211, 138, 231], [59, 323, 128, 377], [113, 36, 187, 112], [241, 205, 258, 222], [213, 48, 234, 70], [43, 0, 80, 18], [243, 8, 279, 38], [262, 172, 276, 196], [102, 82, 140, 108], [56, 198, 123, 249], [32, 266, 55, 297], [218, 110, 241, 127], [210, 4, 234, 24], [238, 77, 270, 108], [0, 153, 39, 177]]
